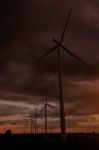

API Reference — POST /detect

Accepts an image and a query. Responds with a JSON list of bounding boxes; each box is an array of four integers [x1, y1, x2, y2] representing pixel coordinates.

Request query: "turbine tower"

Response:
[[40, 96, 56, 137], [37, 8, 91, 140], [34, 108, 38, 134], [30, 116, 34, 134]]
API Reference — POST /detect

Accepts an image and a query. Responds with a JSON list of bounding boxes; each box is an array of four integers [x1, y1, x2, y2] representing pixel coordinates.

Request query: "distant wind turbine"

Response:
[[40, 96, 56, 137], [30, 116, 34, 134], [33, 108, 38, 134], [37, 8, 92, 140]]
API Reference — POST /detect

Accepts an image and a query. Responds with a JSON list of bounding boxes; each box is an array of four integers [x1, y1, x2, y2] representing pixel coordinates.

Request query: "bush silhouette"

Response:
[[5, 129, 12, 135]]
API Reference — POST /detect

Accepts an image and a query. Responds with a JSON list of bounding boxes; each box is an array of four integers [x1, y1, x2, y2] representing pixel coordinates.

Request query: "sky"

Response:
[[0, 0, 99, 133]]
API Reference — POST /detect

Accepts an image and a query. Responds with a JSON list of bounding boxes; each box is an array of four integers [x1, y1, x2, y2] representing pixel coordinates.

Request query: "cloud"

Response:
[[0, 0, 99, 131]]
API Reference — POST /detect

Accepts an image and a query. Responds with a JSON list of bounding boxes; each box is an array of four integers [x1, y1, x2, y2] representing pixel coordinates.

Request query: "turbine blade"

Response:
[[36, 46, 57, 63], [40, 105, 45, 113], [47, 104, 57, 109], [60, 8, 72, 43], [53, 39, 92, 70]]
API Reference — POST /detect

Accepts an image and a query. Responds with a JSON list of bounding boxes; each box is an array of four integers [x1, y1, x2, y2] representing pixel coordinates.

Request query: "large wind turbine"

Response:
[[40, 96, 56, 137], [37, 8, 91, 140]]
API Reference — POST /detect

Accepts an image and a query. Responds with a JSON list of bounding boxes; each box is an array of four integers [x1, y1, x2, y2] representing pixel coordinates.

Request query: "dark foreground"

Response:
[[0, 133, 99, 150]]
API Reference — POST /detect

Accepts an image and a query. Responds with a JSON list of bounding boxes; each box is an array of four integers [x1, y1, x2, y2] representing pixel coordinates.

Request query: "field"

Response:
[[0, 133, 99, 150]]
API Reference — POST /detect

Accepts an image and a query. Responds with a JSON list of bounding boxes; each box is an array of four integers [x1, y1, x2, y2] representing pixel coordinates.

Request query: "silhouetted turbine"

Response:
[[37, 8, 91, 140], [33, 108, 38, 134], [30, 116, 34, 134], [40, 96, 56, 137]]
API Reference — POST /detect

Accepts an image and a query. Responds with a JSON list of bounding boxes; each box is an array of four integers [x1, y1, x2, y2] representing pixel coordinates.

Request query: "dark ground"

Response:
[[0, 133, 99, 150]]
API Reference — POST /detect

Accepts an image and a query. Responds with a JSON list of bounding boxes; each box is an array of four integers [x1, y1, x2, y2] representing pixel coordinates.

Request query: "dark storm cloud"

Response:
[[0, 102, 29, 117], [1, 0, 99, 129]]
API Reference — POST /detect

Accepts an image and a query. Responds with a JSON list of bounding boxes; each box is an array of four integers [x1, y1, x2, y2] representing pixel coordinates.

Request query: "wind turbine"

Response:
[[30, 116, 34, 134], [40, 96, 56, 137], [37, 8, 91, 140], [33, 108, 38, 134], [30, 114, 35, 134], [33, 108, 42, 134]]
